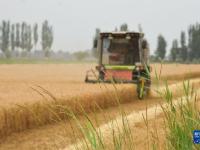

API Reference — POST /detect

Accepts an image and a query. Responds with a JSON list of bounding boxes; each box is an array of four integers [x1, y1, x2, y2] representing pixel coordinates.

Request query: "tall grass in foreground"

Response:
[[63, 83, 135, 150], [65, 70, 200, 150], [153, 63, 200, 149], [161, 80, 200, 150]]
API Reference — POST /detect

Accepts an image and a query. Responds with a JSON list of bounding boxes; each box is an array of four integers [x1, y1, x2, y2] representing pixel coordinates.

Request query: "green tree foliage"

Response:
[[73, 51, 88, 61], [20, 22, 33, 55], [168, 23, 200, 63], [21, 22, 26, 51], [15, 23, 20, 48], [155, 34, 167, 60], [11, 24, 15, 51], [26, 25, 32, 52], [170, 39, 178, 61], [0, 20, 53, 58], [120, 23, 128, 31], [180, 31, 187, 61], [33, 23, 38, 50], [92, 28, 100, 58], [41, 20, 53, 57], [1, 21, 10, 58], [188, 23, 200, 61]]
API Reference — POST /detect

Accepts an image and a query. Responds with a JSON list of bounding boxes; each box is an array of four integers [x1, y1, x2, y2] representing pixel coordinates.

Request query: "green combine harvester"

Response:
[[85, 32, 151, 99]]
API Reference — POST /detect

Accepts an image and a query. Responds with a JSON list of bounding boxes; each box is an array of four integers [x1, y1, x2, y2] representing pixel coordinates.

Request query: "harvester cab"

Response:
[[85, 32, 151, 99]]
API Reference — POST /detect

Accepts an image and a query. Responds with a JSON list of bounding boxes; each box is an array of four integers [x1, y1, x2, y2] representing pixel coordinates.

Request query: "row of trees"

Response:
[[155, 23, 200, 62], [0, 20, 53, 58]]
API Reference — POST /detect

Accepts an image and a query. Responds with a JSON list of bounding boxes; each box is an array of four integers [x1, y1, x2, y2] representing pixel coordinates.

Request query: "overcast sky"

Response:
[[0, 0, 199, 54]]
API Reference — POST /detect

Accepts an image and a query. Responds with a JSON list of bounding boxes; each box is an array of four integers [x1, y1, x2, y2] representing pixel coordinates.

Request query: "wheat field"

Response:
[[0, 63, 199, 104], [0, 63, 200, 138]]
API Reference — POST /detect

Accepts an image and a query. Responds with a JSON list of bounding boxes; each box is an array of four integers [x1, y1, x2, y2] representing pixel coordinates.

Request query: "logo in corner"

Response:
[[193, 130, 200, 144]]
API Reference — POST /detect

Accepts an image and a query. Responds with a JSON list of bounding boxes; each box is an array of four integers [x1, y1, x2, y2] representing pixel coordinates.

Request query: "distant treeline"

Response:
[[154, 23, 200, 63], [0, 20, 53, 58]]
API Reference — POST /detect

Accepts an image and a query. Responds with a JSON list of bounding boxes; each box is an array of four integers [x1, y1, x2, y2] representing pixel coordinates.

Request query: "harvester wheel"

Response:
[[137, 77, 146, 100]]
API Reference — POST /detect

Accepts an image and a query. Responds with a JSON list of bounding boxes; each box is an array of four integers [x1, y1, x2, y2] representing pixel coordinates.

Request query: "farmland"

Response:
[[0, 63, 200, 149], [0, 63, 199, 105]]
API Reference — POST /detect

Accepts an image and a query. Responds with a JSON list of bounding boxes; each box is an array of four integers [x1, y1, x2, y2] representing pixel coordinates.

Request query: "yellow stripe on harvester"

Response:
[[104, 65, 135, 70]]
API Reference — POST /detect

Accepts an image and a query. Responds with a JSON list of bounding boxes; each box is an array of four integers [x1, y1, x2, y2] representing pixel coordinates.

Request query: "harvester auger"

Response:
[[85, 32, 152, 99]]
